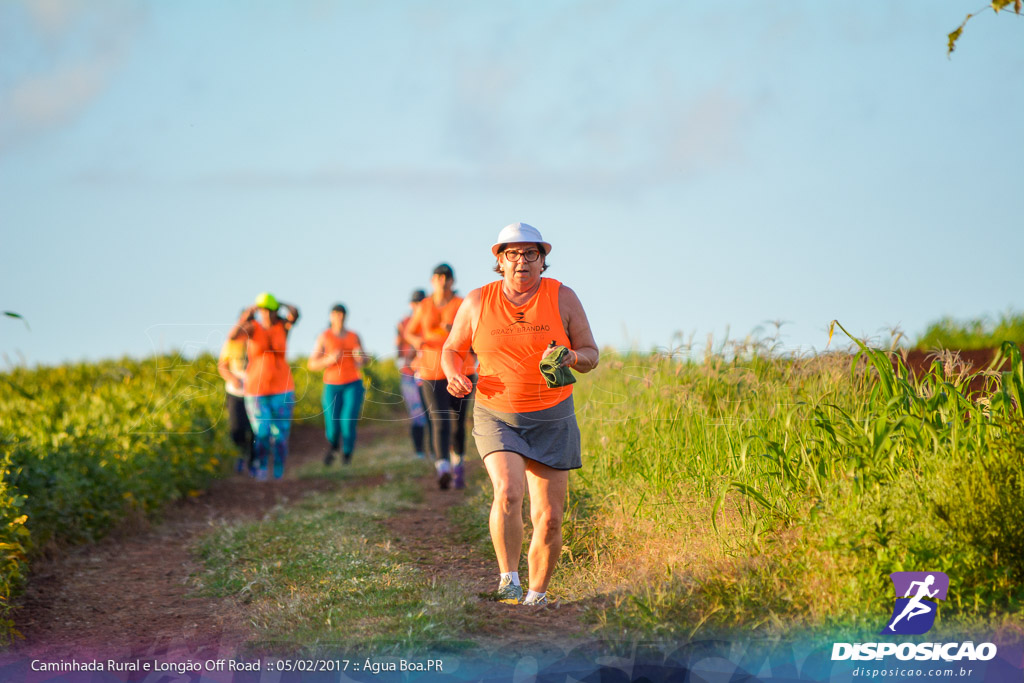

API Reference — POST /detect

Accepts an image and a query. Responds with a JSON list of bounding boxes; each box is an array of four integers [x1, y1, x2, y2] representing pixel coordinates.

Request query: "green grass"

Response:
[[8, 321, 1024, 648], [0, 354, 239, 640], [0, 352, 402, 644], [192, 430, 481, 655], [520, 326, 1024, 642], [915, 310, 1024, 350], [445, 445, 605, 609]]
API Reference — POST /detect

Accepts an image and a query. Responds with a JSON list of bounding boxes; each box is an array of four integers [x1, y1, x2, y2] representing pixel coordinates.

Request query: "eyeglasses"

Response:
[[502, 248, 542, 263]]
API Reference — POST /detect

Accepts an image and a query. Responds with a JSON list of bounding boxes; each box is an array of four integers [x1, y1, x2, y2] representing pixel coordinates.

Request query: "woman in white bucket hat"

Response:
[[441, 222, 598, 606]]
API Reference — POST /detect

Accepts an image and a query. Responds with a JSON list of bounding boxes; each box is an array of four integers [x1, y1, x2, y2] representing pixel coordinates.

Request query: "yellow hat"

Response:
[[254, 292, 279, 310]]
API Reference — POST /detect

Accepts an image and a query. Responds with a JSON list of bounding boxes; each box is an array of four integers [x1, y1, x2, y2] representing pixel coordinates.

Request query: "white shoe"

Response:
[[522, 592, 549, 606]]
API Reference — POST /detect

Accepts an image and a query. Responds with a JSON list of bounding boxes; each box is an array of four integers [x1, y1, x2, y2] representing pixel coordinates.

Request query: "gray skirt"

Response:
[[472, 396, 582, 470]]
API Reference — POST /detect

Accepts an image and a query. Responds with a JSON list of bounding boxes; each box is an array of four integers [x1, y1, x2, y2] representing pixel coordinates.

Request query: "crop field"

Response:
[[0, 353, 399, 641], [556, 323, 1024, 641], [1, 321, 1023, 656], [916, 311, 1024, 351]]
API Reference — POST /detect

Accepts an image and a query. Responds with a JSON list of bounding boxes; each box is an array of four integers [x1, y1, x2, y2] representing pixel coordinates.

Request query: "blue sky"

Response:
[[2, 1, 1022, 367]]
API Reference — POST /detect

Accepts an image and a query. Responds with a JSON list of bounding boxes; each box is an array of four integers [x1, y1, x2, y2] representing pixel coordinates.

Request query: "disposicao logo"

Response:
[[831, 571, 997, 662], [884, 571, 948, 635]]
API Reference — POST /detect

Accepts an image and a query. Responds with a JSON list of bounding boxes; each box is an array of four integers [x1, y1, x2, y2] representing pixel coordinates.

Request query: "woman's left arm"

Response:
[[353, 334, 370, 367], [559, 285, 599, 373], [307, 335, 334, 372], [279, 303, 300, 332]]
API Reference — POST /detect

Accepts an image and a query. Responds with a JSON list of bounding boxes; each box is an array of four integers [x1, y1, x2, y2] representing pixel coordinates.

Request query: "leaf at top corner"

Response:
[[947, 13, 971, 56], [2, 312, 30, 331]]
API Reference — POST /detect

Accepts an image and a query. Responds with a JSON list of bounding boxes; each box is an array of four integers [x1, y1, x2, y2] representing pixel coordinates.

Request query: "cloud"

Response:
[[657, 87, 747, 174], [440, 76, 751, 195], [0, 0, 145, 151], [160, 80, 749, 201], [62, 3, 751, 198], [8, 60, 111, 128], [428, 5, 754, 194], [25, 0, 80, 35]]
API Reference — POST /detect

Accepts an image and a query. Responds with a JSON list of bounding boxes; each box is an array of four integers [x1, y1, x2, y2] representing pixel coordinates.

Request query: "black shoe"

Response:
[[342, 452, 352, 465], [436, 461, 452, 490], [323, 448, 336, 466]]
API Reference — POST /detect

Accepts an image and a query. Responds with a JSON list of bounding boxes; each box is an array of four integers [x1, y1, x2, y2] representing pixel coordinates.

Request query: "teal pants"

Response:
[[244, 391, 295, 479], [322, 380, 365, 455]]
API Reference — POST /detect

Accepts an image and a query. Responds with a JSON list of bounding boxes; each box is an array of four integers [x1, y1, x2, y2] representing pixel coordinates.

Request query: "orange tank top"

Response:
[[244, 321, 295, 397], [471, 278, 571, 413], [409, 295, 465, 381], [462, 349, 478, 377], [318, 329, 362, 385]]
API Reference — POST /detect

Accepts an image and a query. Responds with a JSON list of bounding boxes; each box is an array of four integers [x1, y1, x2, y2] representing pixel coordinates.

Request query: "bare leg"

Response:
[[482, 451, 527, 574], [889, 599, 931, 631], [525, 461, 569, 594]]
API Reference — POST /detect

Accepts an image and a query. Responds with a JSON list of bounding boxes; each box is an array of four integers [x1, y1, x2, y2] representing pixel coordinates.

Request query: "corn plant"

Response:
[[570, 321, 1024, 635]]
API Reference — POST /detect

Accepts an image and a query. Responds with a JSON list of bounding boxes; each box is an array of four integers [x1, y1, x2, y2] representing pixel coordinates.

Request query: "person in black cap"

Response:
[[397, 289, 430, 459], [404, 264, 477, 489]]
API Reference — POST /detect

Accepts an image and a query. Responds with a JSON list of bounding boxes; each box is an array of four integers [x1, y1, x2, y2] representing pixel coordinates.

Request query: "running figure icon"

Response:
[[887, 574, 939, 632]]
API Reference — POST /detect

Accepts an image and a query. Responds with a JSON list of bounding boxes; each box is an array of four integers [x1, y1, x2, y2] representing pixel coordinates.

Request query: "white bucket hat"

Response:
[[491, 222, 552, 256]]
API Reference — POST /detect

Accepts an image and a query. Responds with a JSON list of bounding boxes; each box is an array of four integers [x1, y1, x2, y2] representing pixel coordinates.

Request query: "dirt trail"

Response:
[[7, 423, 592, 661], [386, 459, 590, 647], [8, 425, 337, 661]]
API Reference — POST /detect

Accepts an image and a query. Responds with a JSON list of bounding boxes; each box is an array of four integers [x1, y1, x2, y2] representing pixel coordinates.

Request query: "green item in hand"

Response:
[[539, 344, 576, 388]]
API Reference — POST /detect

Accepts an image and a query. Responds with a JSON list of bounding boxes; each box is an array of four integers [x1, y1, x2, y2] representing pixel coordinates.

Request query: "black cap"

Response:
[[331, 303, 347, 315], [410, 289, 426, 303], [433, 263, 454, 280]]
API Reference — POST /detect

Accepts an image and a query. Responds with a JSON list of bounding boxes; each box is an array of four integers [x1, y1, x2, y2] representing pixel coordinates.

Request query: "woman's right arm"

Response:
[[403, 303, 425, 351], [307, 335, 334, 372], [228, 306, 257, 341], [216, 354, 242, 392], [441, 289, 479, 397]]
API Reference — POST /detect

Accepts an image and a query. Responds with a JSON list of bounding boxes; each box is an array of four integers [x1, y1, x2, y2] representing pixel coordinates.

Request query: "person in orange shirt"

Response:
[[228, 292, 300, 480], [404, 263, 477, 490], [396, 289, 429, 460], [308, 303, 369, 465], [442, 223, 598, 606]]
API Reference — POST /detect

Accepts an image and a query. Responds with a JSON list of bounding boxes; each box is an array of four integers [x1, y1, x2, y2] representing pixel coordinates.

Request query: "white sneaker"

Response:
[[496, 577, 524, 604], [522, 592, 549, 606]]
